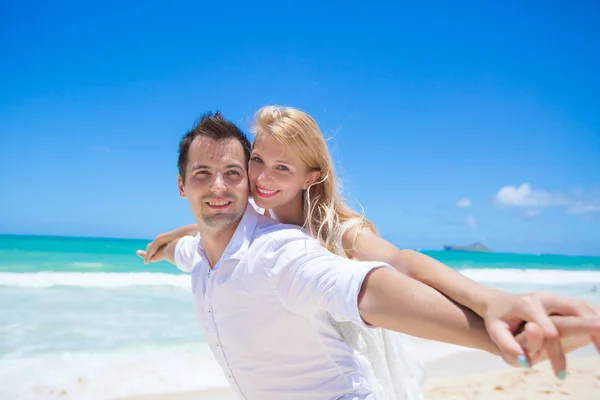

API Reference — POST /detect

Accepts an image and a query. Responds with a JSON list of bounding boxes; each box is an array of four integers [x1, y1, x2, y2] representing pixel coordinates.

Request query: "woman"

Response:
[[141, 106, 599, 397]]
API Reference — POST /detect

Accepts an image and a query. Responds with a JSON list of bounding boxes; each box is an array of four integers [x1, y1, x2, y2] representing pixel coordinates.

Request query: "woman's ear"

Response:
[[304, 170, 321, 190]]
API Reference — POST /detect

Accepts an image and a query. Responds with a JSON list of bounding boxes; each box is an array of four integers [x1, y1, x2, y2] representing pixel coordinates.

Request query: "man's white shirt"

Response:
[[174, 203, 390, 400]]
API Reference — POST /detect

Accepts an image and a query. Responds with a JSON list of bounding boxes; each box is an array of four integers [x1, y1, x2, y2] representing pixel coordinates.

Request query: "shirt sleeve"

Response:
[[174, 235, 198, 273], [261, 230, 391, 327]]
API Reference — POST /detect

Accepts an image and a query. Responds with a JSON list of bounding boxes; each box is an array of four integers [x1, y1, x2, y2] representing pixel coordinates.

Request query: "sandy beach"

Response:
[[423, 354, 600, 400], [119, 348, 600, 400]]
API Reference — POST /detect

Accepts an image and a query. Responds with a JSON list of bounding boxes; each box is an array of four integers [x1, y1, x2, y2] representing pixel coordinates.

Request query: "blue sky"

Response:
[[1, 1, 599, 255]]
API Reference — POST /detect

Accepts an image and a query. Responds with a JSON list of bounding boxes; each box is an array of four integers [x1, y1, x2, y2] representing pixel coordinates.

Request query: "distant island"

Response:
[[443, 242, 491, 252]]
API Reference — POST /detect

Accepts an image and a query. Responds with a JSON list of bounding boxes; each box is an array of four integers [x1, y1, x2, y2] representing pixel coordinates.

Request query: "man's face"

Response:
[[178, 136, 249, 230]]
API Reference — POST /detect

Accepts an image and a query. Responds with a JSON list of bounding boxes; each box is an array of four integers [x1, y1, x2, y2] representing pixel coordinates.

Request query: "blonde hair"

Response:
[[252, 105, 377, 255]]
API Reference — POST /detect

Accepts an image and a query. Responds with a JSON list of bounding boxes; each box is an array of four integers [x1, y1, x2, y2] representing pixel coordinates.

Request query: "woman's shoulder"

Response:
[[335, 217, 369, 257], [339, 217, 368, 238]]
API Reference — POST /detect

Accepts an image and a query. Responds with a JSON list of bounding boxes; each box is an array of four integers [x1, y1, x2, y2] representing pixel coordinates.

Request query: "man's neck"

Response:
[[197, 219, 241, 269], [268, 195, 305, 227]]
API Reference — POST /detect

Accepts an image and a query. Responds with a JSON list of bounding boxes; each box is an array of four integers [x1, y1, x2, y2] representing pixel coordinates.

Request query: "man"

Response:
[[139, 111, 599, 399]]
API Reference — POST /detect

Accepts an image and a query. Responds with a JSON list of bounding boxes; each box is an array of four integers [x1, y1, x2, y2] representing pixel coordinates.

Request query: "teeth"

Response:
[[258, 187, 277, 194], [209, 201, 230, 206]]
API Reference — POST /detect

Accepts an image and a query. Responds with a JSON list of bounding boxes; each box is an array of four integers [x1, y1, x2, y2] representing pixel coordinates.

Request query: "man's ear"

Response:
[[178, 175, 186, 198]]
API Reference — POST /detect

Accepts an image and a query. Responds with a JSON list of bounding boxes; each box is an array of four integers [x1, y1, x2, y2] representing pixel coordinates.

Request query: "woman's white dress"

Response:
[[331, 219, 426, 400]]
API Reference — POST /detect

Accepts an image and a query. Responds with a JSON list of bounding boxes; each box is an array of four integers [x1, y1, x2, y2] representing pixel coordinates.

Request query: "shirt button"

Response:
[[216, 344, 220, 347], [208, 310, 212, 313]]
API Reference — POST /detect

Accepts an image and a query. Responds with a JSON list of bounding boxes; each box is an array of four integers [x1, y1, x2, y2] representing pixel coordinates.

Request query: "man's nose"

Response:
[[210, 173, 227, 192]]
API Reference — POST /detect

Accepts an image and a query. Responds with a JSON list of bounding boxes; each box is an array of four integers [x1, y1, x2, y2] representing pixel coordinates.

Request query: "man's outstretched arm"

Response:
[[357, 266, 500, 355], [264, 233, 502, 355], [356, 266, 600, 371]]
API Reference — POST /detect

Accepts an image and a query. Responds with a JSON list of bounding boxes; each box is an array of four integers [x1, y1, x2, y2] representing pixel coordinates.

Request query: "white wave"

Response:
[[2, 269, 600, 289], [459, 268, 600, 285], [0, 272, 190, 289]]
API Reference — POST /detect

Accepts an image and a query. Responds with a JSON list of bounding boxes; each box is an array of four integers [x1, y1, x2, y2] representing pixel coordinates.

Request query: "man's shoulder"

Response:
[[174, 234, 202, 272], [248, 216, 321, 259], [253, 216, 311, 242], [178, 233, 201, 250], [179, 233, 202, 249]]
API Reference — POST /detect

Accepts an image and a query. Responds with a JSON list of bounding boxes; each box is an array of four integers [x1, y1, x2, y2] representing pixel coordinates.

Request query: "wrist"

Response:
[[472, 288, 506, 317], [156, 243, 168, 260], [468, 319, 503, 356], [159, 230, 183, 244]]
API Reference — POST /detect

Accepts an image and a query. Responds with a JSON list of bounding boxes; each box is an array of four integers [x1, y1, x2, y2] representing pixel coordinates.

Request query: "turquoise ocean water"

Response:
[[2, 234, 600, 399]]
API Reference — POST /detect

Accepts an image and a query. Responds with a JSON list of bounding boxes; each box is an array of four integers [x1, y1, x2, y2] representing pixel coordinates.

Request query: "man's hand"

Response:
[[484, 291, 600, 378]]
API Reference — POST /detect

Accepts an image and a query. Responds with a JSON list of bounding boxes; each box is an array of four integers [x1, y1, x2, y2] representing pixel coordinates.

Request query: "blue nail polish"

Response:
[[558, 370, 567, 380], [517, 355, 530, 368]]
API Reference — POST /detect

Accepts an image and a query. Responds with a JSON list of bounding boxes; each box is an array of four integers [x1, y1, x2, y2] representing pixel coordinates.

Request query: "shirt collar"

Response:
[[196, 202, 260, 266]]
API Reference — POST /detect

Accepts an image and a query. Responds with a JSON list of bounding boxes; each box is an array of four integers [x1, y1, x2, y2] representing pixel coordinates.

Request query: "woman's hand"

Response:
[[514, 315, 600, 379], [138, 234, 172, 264], [136, 224, 198, 264], [485, 291, 600, 378]]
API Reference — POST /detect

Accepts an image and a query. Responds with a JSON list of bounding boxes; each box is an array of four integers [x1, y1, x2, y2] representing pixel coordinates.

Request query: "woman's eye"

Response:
[[277, 165, 289, 171], [251, 156, 263, 164]]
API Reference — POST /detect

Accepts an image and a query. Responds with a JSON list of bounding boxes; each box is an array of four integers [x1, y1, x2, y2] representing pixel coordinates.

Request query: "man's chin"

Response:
[[202, 213, 241, 228]]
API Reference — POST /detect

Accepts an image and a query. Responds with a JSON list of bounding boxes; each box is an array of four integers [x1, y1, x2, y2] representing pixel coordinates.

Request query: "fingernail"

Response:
[[517, 355, 530, 368], [558, 370, 567, 380]]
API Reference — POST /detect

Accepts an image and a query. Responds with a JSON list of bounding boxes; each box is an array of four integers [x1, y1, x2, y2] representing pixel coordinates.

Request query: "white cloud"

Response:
[[495, 183, 568, 207], [456, 197, 472, 208], [466, 215, 477, 228], [495, 183, 600, 216]]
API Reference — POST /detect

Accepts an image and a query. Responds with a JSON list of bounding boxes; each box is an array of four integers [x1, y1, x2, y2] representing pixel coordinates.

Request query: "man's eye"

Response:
[[227, 170, 240, 176]]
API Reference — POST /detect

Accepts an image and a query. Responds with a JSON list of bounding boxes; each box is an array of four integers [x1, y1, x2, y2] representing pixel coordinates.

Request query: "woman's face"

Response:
[[248, 132, 318, 210]]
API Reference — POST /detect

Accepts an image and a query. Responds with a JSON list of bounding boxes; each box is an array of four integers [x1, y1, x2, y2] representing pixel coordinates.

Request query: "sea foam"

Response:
[[459, 268, 600, 285], [0, 272, 190, 289], [2, 268, 600, 289], [0, 343, 228, 400]]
